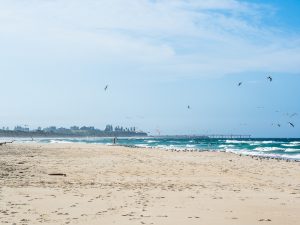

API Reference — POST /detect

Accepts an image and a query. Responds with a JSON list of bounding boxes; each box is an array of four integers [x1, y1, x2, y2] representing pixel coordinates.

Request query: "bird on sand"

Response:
[[288, 122, 295, 128]]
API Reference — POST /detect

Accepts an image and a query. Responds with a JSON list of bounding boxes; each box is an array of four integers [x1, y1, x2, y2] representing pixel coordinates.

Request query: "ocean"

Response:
[[7, 136, 300, 161]]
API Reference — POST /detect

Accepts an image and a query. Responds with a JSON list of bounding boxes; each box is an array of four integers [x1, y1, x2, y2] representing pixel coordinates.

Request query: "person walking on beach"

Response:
[[113, 136, 117, 144]]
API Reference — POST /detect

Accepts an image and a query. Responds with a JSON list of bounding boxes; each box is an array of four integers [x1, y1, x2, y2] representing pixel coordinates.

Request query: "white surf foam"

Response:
[[254, 147, 284, 152], [284, 148, 300, 153], [49, 140, 73, 144], [282, 143, 300, 147], [146, 140, 158, 143]]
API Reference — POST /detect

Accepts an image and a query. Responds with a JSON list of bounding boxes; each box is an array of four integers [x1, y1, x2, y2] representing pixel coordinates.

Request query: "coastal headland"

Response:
[[0, 125, 147, 138], [0, 143, 299, 225]]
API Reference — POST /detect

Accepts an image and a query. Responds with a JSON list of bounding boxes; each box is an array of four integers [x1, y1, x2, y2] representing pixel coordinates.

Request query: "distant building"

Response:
[[14, 126, 29, 132], [57, 127, 68, 132], [105, 125, 113, 132], [70, 126, 79, 130], [114, 126, 136, 132], [80, 126, 95, 131], [43, 126, 57, 132]]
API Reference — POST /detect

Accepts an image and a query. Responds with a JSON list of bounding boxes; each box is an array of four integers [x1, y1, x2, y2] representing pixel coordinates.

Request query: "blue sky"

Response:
[[0, 0, 299, 137]]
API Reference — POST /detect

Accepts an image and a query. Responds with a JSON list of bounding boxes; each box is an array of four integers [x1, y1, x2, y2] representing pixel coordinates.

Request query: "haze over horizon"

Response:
[[0, 0, 300, 138]]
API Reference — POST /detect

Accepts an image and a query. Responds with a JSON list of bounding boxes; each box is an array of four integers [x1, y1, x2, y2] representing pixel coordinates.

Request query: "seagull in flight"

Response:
[[277, 124, 281, 127], [187, 105, 190, 109], [267, 76, 272, 82], [238, 82, 242, 86], [290, 113, 298, 118], [104, 85, 108, 91], [288, 122, 295, 128]]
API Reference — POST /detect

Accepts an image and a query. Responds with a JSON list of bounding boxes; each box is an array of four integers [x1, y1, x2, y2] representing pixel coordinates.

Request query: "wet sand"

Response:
[[0, 143, 300, 225]]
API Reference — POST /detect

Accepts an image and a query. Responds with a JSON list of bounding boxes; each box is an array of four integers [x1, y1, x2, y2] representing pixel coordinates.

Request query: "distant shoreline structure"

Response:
[[0, 125, 148, 138], [150, 135, 251, 139]]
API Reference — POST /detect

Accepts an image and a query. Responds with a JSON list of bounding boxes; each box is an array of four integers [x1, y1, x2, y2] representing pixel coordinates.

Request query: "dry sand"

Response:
[[0, 143, 300, 225]]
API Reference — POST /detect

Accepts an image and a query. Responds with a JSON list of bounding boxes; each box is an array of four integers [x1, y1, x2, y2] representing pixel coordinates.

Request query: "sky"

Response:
[[0, 0, 299, 137]]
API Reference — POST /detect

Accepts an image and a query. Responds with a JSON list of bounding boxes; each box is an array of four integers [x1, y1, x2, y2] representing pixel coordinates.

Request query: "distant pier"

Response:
[[208, 134, 251, 139], [153, 135, 252, 139]]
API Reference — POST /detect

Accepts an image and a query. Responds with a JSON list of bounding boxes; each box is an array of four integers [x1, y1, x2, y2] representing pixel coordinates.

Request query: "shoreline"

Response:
[[3, 139, 300, 162], [118, 144, 300, 162]]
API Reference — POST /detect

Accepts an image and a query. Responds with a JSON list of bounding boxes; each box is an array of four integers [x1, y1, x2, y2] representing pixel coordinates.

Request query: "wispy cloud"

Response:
[[0, 0, 299, 77]]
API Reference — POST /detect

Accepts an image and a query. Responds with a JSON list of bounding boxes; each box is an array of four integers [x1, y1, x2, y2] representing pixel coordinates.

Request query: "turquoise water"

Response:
[[27, 137, 300, 160]]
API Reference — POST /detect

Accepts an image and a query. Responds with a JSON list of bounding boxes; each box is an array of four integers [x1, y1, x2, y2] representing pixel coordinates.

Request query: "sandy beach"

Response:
[[0, 143, 300, 225]]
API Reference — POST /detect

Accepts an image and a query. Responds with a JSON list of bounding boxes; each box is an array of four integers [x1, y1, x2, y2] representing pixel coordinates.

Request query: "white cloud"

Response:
[[0, 0, 299, 77]]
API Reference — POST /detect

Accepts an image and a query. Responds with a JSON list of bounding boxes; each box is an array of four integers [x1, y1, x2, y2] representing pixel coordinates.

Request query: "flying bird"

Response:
[[277, 124, 281, 127], [187, 105, 191, 109], [104, 85, 108, 91], [238, 82, 242, 86], [288, 122, 295, 128], [267, 76, 272, 82], [290, 113, 298, 118]]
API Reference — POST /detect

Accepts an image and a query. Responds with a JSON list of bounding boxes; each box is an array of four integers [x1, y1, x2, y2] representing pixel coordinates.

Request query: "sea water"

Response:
[[10, 136, 300, 160]]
